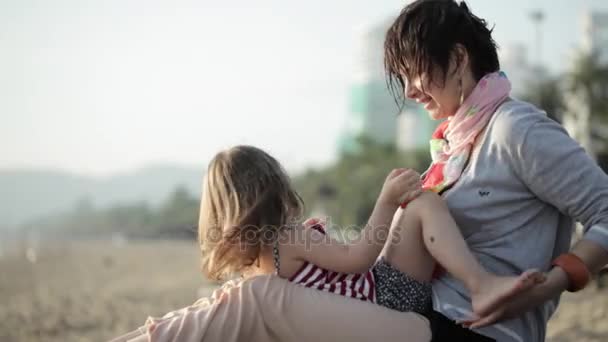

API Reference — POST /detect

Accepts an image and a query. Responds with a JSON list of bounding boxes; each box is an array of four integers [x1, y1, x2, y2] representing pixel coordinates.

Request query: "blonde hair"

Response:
[[198, 145, 304, 281]]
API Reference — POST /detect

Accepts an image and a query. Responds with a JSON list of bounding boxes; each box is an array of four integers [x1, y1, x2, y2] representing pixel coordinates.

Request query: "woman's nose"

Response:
[[404, 81, 419, 100]]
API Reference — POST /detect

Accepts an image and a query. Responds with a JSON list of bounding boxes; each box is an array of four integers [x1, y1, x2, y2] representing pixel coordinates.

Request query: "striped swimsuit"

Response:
[[273, 224, 432, 314], [287, 254, 377, 302]]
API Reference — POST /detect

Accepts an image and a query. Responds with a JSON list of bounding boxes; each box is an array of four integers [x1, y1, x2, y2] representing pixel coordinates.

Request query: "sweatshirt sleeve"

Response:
[[507, 111, 608, 252]]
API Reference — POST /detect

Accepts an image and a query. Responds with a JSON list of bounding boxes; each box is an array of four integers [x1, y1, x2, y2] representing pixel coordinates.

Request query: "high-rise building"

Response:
[[562, 10, 608, 159], [582, 11, 608, 64], [395, 101, 436, 151], [499, 42, 551, 100], [338, 19, 436, 155], [338, 20, 397, 155], [499, 43, 533, 97]]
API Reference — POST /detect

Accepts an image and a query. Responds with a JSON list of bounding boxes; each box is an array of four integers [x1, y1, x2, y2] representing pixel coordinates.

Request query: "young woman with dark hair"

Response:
[[113, 2, 608, 341]]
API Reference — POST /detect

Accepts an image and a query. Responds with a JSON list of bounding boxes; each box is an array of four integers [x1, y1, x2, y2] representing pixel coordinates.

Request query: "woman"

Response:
[[113, 1, 608, 341], [380, 1, 608, 340]]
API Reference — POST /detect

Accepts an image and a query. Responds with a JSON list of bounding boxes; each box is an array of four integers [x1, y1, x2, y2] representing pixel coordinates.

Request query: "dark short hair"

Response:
[[384, 0, 499, 102]]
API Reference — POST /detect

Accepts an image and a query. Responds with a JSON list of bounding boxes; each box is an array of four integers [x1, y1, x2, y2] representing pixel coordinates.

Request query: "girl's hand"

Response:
[[303, 217, 326, 228], [378, 168, 423, 208]]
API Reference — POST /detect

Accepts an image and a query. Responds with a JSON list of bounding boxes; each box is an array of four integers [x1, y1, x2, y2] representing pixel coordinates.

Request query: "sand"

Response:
[[0, 240, 605, 341]]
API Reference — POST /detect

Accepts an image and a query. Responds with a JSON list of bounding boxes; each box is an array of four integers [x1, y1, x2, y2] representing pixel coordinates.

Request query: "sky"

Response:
[[2, 0, 608, 176]]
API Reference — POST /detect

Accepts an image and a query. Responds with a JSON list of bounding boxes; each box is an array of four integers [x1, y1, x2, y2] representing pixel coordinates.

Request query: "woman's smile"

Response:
[[415, 95, 436, 112]]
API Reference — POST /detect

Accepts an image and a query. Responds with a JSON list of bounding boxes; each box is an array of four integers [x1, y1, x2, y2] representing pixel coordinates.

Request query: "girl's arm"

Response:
[[283, 168, 422, 274]]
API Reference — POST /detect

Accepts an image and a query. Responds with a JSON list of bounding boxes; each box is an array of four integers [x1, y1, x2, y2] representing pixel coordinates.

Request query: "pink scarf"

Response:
[[422, 71, 511, 193]]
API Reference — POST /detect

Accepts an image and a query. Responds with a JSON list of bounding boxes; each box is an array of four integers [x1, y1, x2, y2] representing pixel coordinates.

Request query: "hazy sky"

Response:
[[2, 0, 608, 176]]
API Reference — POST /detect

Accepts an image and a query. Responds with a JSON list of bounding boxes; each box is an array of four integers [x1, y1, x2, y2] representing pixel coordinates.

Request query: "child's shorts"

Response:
[[372, 257, 432, 314]]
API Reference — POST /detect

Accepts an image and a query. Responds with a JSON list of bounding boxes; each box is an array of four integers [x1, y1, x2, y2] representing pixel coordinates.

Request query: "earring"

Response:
[[459, 78, 464, 106]]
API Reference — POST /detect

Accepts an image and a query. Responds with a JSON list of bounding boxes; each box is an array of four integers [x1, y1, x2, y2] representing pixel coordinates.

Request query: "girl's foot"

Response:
[[471, 269, 546, 317]]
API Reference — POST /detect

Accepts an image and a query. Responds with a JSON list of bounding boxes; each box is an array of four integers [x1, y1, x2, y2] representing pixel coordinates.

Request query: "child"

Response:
[[198, 145, 544, 316]]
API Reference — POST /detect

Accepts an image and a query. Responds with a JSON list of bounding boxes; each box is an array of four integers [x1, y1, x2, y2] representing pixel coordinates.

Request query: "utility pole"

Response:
[[530, 10, 545, 68]]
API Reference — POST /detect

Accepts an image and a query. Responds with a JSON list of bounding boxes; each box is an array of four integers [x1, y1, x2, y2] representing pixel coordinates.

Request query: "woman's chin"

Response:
[[426, 110, 444, 121], [426, 108, 452, 120]]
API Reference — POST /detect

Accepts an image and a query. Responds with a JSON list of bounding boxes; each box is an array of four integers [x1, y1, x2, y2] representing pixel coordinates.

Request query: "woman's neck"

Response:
[[461, 71, 477, 102]]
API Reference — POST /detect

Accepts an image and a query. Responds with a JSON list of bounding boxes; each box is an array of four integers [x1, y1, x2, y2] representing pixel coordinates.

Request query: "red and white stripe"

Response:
[[287, 224, 376, 302], [289, 262, 376, 302]]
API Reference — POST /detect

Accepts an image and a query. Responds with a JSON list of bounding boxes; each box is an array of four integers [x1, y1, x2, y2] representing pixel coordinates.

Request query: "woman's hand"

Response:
[[461, 267, 569, 329], [464, 239, 608, 328], [378, 168, 423, 208]]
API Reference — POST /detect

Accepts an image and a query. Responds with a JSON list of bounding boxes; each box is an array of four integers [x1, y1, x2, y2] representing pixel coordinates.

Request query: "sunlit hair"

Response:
[[198, 145, 304, 281]]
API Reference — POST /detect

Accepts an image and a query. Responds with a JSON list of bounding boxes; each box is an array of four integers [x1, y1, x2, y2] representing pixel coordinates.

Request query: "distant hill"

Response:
[[0, 165, 203, 227]]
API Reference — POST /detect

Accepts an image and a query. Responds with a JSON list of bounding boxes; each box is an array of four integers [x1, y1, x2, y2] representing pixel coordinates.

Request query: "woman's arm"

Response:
[[483, 240, 607, 319], [284, 168, 421, 274], [466, 107, 608, 327], [461, 265, 569, 328], [514, 116, 608, 271], [570, 239, 608, 274]]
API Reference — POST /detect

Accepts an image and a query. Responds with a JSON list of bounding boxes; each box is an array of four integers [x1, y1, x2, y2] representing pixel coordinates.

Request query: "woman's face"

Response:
[[404, 68, 462, 120], [403, 48, 472, 120]]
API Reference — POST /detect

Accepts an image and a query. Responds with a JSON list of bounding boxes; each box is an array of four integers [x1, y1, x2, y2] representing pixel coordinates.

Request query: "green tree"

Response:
[[294, 136, 430, 229], [522, 76, 565, 123], [154, 185, 199, 238], [569, 51, 608, 122]]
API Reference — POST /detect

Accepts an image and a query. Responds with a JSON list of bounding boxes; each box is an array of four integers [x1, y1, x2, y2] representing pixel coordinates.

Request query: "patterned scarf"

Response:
[[422, 71, 511, 193]]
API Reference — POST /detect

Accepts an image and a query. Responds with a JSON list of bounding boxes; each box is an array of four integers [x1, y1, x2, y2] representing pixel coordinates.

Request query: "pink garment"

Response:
[[422, 71, 511, 193], [109, 275, 431, 342]]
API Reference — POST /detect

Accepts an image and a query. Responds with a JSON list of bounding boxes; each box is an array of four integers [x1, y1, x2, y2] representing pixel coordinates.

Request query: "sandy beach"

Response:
[[0, 240, 605, 342]]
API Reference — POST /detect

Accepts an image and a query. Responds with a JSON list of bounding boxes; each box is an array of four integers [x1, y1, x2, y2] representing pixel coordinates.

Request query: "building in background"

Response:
[[396, 102, 436, 151], [338, 19, 435, 155], [582, 11, 608, 64], [500, 43, 534, 97], [563, 10, 608, 159], [338, 20, 397, 154], [499, 43, 529, 97], [499, 42, 551, 99]]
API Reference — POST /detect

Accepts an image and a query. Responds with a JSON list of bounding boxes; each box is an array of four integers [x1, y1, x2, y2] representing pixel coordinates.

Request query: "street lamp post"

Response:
[[530, 10, 545, 69]]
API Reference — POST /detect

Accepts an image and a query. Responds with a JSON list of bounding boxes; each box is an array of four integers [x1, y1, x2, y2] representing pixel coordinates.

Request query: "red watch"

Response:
[[551, 253, 591, 292]]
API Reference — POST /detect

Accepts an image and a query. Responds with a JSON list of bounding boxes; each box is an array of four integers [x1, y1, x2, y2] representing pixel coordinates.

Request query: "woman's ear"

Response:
[[451, 44, 469, 77]]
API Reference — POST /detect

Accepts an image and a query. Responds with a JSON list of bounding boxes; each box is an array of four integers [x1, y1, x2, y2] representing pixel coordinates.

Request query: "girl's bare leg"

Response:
[[380, 192, 545, 316]]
